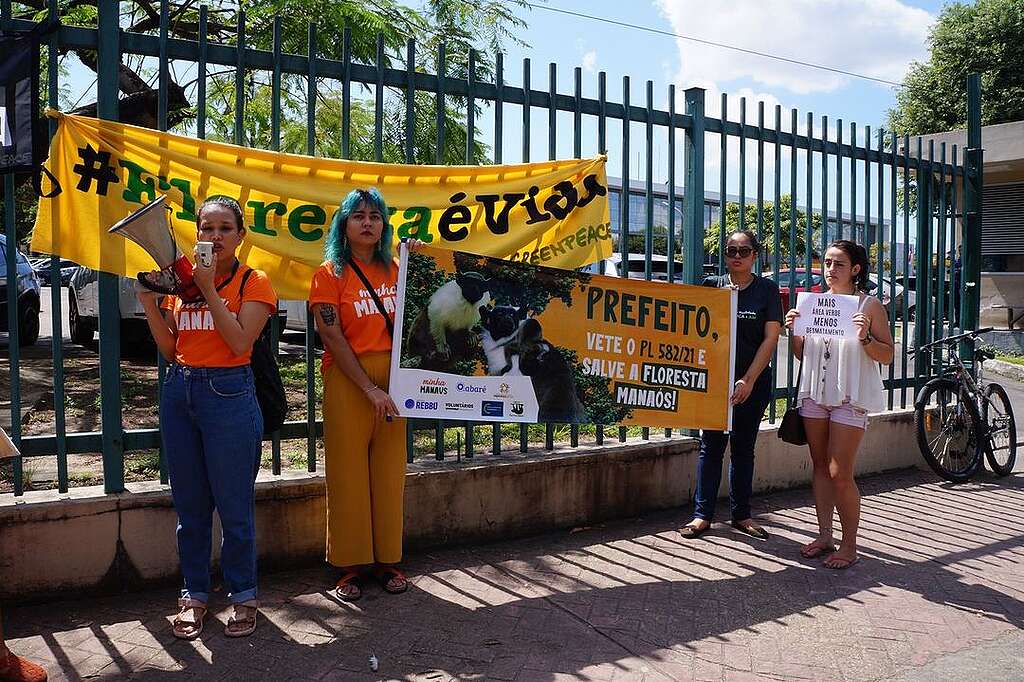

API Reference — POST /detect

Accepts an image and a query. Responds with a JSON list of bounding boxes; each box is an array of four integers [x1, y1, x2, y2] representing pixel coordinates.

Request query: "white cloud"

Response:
[[654, 0, 933, 96], [582, 50, 598, 74]]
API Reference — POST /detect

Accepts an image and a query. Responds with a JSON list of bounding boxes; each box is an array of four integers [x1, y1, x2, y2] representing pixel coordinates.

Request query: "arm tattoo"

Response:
[[320, 304, 338, 326]]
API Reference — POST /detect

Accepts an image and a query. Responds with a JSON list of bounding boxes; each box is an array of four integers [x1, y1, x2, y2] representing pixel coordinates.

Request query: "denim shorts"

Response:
[[799, 398, 869, 430]]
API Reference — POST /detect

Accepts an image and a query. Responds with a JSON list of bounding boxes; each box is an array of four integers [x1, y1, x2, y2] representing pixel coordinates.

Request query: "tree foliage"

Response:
[[888, 0, 1024, 136], [704, 195, 823, 262]]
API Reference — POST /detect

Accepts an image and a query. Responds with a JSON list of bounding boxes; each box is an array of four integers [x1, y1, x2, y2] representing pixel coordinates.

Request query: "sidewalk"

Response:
[[5, 468, 1024, 681]]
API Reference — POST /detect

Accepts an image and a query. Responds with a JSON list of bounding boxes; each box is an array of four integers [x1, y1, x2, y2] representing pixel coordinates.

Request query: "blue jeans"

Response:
[[161, 364, 263, 604], [694, 379, 771, 522]]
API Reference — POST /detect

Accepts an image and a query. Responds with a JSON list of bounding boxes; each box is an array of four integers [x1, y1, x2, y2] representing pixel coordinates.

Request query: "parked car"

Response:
[[69, 267, 287, 348], [623, 254, 684, 282], [762, 268, 824, 311], [68, 267, 152, 346], [579, 255, 622, 278], [30, 256, 79, 287], [866, 274, 916, 320], [0, 234, 42, 346]]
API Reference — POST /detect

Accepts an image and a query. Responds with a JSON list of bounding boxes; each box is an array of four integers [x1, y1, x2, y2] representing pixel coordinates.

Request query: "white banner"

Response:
[[794, 292, 860, 339]]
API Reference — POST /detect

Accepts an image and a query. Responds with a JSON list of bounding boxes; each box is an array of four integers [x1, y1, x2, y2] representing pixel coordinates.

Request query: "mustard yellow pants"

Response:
[[322, 352, 406, 567]]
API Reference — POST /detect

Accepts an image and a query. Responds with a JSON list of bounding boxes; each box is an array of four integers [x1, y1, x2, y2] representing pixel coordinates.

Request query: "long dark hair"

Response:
[[727, 229, 761, 253], [827, 239, 870, 292]]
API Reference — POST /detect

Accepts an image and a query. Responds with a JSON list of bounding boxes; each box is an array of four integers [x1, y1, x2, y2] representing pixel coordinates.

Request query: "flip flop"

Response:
[[731, 521, 769, 540], [824, 554, 860, 570], [800, 540, 837, 559], [679, 522, 711, 539]]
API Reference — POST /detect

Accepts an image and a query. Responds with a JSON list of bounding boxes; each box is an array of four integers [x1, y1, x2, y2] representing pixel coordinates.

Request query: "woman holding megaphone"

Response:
[[137, 196, 278, 639]]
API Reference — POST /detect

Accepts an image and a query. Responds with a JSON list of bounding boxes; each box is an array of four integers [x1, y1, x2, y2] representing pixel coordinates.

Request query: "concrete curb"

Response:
[[985, 359, 1024, 384]]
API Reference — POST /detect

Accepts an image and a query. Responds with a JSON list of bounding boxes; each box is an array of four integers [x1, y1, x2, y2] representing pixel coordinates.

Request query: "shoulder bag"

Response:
[[239, 268, 287, 434]]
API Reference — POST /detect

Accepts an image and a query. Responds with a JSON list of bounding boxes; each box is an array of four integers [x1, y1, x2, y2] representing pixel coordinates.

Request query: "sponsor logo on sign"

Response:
[[510, 401, 525, 416], [414, 401, 438, 411], [497, 383, 510, 397], [444, 402, 474, 412], [404, 398, 415, 409], [419, 377, 449, 395], [456, 382, 486, 394], [481, 400, 504, 417]]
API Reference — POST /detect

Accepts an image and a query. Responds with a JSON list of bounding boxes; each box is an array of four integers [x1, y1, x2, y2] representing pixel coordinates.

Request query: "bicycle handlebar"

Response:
[[915, 327, 994, 352]]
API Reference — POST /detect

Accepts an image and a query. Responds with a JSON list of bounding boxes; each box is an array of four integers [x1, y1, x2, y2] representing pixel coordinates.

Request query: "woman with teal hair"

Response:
[[308, 187, 410, 600]]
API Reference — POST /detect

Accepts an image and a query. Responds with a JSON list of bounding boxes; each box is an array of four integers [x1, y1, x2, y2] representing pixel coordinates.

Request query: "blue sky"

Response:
[[479, 0, 948, 190]]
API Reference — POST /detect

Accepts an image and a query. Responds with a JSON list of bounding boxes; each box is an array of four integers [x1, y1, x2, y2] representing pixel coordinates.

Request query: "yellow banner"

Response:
[[391, 245, 737, 430], [31, 112, 612, 300]]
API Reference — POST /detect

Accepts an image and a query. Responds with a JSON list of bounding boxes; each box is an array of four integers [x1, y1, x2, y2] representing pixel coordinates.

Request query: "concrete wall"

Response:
[[0, 410, 921, 602], [981, 273, 1024, 329]]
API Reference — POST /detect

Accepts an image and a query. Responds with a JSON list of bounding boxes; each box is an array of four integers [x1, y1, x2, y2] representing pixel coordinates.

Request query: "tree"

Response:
[[888, 0, 1024, 136], [704, 195, 823, 263], [8, 0, 530, 245], [626, 225, 681, 259]]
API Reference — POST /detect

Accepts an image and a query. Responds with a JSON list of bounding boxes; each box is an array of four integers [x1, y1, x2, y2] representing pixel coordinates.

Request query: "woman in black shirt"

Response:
[[680, 230, 782, 539]]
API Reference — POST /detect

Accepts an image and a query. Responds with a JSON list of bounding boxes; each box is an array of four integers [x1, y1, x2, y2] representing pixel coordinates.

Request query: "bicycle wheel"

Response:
[[982, 383, 1017, 477], [914, 378, 984, 483]]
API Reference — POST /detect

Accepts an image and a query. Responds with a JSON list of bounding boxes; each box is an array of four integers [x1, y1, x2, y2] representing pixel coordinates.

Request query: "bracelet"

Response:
[[362, 385, 379, 395], [860, 334, 872, 346]]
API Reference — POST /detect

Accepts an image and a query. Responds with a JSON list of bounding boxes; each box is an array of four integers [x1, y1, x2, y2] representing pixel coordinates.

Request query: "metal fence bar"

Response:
[[738, 98, 746, 233], [718, 94, 727, 275], [304, 22, 318, 472], [836, 119, 843, 239], [756, 103, 764, 272], [97, 0, 124, 494], [900, 134, 911, 407], [768, 105, 781, 421], [887, 130, 897, 411], [46, 0, 69, 492]]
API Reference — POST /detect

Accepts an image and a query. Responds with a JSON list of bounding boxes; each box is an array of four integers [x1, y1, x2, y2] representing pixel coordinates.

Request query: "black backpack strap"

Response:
[[347, 258, 394, 339]]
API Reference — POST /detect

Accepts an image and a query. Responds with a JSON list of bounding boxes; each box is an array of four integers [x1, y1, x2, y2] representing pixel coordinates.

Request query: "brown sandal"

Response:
[[172, 597, 208, 640], [335, 570, 364, 601], [224, 600, 259, 638], [374, 565, 409, 594], [679, 521, 710, 539]]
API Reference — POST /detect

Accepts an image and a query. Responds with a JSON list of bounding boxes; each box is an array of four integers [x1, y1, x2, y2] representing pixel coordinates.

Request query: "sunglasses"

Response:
[[725, 246, 754, 258]]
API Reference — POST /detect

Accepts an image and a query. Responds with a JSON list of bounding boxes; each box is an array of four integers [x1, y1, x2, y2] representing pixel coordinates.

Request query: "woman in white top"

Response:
[[784, 240, 894, 569]]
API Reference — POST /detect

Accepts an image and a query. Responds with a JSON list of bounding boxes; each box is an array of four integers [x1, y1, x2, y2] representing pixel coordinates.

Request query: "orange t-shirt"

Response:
[[162, 265, 278, 367], [308, 258, 397, 372]]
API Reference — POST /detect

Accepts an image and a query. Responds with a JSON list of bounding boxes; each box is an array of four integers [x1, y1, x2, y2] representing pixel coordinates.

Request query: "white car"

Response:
[[68, 267, 151, 346], [867, 274, 916, 319]]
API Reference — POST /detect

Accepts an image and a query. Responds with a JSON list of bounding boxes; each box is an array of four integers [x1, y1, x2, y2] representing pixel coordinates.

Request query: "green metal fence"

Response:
[[1, 2, 983, 496]]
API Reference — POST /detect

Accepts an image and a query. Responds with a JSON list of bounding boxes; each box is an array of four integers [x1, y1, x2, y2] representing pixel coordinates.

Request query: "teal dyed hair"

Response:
[[324, 187, 394, 272]]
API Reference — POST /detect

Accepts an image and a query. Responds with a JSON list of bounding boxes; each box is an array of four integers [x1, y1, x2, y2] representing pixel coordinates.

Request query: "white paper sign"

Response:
[[794, 292, 860, 339]]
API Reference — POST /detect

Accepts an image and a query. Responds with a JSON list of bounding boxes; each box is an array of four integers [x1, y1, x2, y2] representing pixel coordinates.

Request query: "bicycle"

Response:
[[911, 327, 1017, 483]]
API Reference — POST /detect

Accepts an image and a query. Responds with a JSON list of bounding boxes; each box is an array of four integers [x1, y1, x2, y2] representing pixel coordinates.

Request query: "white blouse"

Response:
[[797, 295, 885, 413]]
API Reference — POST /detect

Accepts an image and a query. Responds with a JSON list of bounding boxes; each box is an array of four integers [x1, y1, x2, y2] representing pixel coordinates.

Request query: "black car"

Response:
[[0, 234, 42, 346], [30, 256, 79, 287]]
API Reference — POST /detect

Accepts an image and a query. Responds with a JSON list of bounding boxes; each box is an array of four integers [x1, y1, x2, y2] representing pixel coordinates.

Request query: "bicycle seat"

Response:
[[976, 348, 995, 361]]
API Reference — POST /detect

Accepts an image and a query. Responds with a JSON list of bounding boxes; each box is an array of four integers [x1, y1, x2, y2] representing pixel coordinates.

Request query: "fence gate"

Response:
[[1, 1, 983, 496]]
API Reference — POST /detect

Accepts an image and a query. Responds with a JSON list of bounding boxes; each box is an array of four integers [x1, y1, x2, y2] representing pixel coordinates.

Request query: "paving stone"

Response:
[[7, 469, 1024, 681]]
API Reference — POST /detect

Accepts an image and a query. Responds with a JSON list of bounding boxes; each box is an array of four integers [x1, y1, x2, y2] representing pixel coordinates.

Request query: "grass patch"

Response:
[[996, 354, 1024, 367]]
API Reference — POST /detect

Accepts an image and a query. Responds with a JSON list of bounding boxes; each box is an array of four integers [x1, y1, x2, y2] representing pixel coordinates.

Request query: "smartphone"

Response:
[[195, 241, 214, 267]]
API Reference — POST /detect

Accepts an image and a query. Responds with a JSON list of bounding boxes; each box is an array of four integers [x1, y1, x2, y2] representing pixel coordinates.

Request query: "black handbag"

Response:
[[777, 362, 806, 446], [240, 268, 287, 434]]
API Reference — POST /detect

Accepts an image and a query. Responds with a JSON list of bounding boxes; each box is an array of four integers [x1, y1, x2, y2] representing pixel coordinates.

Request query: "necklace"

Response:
[[728, 273, 753, 291], [822, 338, 832, 383]]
